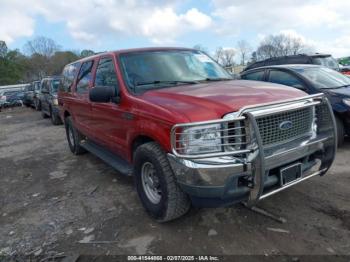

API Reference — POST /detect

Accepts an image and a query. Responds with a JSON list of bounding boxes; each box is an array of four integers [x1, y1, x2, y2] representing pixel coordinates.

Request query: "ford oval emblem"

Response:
[[279, 120, 293, 130]]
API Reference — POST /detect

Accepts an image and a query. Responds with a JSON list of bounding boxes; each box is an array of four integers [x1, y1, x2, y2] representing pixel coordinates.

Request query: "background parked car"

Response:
[[23, 83, 36, 107], [0, 90, 25, 107], [39, 76, 62, 125], [244, 53, 340, 72], [33, 81, 42, 111], [0, 90, 8, 109], [241, 65, 350, 145]]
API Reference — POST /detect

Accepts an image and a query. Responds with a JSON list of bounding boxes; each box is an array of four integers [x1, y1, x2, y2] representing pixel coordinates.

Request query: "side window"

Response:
[[41, 80, 48, 93], [94, 57, 119, 91], [76, 61, 94, 94], [60, 62, 80, 92], [242, 71, 264, 81], [268, 70, 305, 89]]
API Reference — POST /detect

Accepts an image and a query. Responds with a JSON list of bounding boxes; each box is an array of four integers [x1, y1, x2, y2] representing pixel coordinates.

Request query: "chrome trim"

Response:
[[168, 93, 336, 207], [235, 93, 324, 117], [171, 93, 326, 159], [259, 168, 327, 200]]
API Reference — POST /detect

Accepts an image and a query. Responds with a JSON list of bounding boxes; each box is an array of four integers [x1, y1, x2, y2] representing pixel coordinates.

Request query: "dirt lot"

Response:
[[0, 107, 349, 259]]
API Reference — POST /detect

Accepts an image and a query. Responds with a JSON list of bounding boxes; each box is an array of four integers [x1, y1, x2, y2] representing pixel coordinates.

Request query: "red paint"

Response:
[[58, 48, 307, 163]]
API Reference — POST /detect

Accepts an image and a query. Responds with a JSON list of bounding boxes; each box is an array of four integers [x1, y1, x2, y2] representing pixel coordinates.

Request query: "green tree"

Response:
[[49, 51, 79, 75], [0, 49, 25, 85]]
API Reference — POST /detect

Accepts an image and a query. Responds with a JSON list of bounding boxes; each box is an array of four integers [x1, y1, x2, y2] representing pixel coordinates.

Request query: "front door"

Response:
[[90, 56, 129, 156]]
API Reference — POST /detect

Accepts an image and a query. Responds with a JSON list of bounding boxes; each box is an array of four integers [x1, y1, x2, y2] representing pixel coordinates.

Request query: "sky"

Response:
[[1, 0, 350, 58]]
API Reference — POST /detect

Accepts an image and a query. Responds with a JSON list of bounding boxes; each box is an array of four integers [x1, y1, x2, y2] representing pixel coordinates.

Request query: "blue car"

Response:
[[241, 65, 350, 146]]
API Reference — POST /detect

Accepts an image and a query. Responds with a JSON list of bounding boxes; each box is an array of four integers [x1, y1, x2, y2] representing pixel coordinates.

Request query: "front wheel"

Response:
[[50, 107, 62, 125], [133, 142, 190, 222], [336, 116, 345, 147]]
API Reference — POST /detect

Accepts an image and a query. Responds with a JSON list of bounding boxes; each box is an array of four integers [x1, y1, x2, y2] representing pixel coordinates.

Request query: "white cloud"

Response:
[[0, 0, 212, 45], [142, 8, 212, 44], [0, 0, 350, 58], [211, 0, 350, 56], [0, 1, 35, 43]]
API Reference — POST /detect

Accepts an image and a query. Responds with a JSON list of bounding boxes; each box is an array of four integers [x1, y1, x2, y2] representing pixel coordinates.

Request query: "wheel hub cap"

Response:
[[141, 162, 162, 204]]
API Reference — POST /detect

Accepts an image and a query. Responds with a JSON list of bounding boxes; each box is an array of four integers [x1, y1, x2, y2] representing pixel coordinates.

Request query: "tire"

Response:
[[35, 99, 41, 111], [65, 116, 86, 155], [335, 116, 345, 147], [50, 107, 62, 125], [41, 110, 49, 119], [133, 142, 191, 222]]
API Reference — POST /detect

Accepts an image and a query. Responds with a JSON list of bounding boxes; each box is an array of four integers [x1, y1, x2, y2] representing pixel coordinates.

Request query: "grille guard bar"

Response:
[[170, 93, 337, 205]]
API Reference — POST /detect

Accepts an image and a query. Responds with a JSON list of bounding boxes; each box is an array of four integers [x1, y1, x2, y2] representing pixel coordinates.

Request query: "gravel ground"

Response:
[[0, 107, 349, 260]]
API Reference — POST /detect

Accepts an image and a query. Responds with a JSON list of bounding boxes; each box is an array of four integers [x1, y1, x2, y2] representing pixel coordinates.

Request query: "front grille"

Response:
[[316, 103, 332, 132], [256, 107, 313, 146], [226, 120, 247, 150]]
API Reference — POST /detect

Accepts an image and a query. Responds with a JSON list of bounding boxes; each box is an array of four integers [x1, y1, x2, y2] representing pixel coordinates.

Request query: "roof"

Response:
[[68, 47, 196, 65], [242, 64, 323, 73]]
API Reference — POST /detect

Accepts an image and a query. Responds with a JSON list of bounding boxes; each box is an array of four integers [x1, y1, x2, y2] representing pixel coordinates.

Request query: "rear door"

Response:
[[71, 60, 95, 136], [90, 56, 129, 155]]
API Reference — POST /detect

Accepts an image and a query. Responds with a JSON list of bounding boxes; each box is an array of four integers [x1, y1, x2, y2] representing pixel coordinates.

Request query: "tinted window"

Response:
[[294, 67, 350, 89], [76, 61, 94, 94], [312, 56, 339, 71], [94, 57, 119, 91], [60, 62, 80, 92], [268, 70, 305, 89], [51, 79, 61, 93], [242, 71, 264, 81]]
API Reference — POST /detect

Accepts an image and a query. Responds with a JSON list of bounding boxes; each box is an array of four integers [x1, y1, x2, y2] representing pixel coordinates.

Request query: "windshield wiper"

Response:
[[135, 80, 199, 86], [199, 77, 233, 82], [328, 84, 350, 89]]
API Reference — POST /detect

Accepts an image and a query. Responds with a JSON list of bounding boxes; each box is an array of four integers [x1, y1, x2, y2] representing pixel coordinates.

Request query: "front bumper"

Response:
[[168, 94, 337, 207]]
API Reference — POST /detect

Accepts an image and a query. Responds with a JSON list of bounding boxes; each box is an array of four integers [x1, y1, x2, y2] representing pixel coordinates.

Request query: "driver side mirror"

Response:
[[89, 86, 119, 103]]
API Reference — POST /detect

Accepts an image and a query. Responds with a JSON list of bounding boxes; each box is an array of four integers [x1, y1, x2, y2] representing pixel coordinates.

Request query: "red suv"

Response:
[[58, 48, 337, 222]]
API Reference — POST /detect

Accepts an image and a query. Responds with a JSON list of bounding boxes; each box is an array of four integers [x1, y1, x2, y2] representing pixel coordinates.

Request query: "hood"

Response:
[[322, 86, 350, 97], [140, 80, 306, 122]]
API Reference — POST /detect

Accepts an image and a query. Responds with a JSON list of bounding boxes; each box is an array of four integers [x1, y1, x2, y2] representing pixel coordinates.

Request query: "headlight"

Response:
[[179, 124, 222, 154], [343, 98, 350, 107], [53, 98, 58, 105]]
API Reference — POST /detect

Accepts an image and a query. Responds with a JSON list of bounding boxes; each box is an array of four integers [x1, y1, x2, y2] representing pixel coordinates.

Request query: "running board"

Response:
[[81, 140, 132, 176]]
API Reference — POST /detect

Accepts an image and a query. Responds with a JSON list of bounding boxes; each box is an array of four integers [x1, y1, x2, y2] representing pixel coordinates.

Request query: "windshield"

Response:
[[312, 56, 339, 71], [294, 67, 350, 89], [120, 50, 232, 93], [51, 79, 60, 93]]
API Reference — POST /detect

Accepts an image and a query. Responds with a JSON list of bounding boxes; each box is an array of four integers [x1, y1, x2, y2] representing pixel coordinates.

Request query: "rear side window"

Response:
[[94, 57, 119, 91], [268, 70, 305, 89], [60, 62, 80, 92], [76, 61, 94, 94], [242, 71, 264, 81]]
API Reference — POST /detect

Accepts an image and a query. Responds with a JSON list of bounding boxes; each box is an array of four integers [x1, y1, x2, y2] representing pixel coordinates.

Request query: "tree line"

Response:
[[0, 36, 94, 86], [0, 33, 310, 85], [196, 33, 311, 68]]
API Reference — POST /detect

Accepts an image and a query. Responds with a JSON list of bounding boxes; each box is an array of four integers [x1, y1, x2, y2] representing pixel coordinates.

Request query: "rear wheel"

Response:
[[41, 110, 49, 119], [65, 116, 86, 155], [134, 142, 190, 222], [336, 116, 345, 147]]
